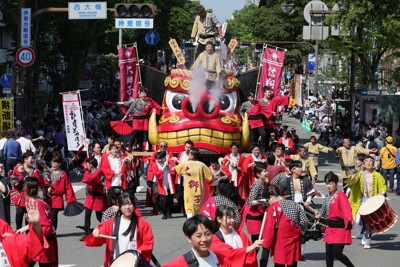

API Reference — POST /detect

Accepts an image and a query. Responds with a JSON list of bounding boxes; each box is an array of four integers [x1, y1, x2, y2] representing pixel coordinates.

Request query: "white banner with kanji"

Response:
[[62, 92, 86, 151]]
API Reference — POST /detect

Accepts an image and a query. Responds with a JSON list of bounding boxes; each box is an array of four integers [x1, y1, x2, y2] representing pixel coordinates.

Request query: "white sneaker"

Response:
[[363, 245, 371, 249]]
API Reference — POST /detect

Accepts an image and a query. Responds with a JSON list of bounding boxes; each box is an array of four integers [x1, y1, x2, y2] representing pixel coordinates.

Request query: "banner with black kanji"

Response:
[[0, 98, 13, 132]]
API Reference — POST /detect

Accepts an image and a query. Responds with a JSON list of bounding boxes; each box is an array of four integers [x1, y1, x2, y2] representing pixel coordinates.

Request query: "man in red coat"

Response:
[[147, 151, 176, 219], [172, 140, 194, 215], [261, 187, 308, 267], [258, 86, 289, 151], [163, 214, 230, 267], [101, 144, 127, 189], [0, 200, 48, 267], [118, 87, 162, 151]]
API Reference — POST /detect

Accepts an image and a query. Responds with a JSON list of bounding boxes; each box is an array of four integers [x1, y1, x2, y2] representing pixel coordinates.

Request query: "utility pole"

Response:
[[14, 0, 25, 123]]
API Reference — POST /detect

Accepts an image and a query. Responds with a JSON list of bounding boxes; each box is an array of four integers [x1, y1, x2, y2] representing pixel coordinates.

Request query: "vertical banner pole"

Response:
[[255, 43, 266, 98]]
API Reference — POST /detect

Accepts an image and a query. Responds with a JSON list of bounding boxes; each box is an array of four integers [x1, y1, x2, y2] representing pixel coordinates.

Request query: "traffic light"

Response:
[[114, 3, 157, 18]]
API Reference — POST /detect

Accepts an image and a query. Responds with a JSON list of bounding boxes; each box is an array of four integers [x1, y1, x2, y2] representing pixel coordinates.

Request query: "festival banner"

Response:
[[0, 98, 13, 132], [257, 47, 286, 99], [118, 45, 140, 116], [62, 92, 86, 151]]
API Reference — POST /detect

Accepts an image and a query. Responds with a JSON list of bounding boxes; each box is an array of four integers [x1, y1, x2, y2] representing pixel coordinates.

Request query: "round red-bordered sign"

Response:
[[16, 47, 35, 67]]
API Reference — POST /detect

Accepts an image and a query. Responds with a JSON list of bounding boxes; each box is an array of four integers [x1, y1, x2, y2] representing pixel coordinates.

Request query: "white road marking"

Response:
[[137, 186, 144, 193], [72, 185, 85, 192], [59, 265, 77, 267]]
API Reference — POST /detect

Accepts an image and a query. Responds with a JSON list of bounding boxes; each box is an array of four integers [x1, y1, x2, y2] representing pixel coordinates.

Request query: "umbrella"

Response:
[[110, 121, 133, 135], [308, 96, 318, 102], [63, 202, 85, 216]]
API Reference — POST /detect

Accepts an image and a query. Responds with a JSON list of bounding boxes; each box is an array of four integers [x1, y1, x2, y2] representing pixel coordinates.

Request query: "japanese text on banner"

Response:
[[0, 99, 13, 132], [62, 93, 86, 151], [257, 47, 286, 99], [118, 45, 140, 116]]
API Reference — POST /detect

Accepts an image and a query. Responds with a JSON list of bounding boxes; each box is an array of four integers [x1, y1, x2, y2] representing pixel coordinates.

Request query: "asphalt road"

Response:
[[16, 114, 400, 267]]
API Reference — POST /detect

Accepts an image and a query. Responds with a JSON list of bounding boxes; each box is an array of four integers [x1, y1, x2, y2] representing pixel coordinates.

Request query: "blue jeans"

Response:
[[381, 168, 396, 190]]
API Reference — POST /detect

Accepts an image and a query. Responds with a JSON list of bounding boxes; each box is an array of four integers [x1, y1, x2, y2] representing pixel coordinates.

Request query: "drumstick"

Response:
[[99, 234, 117, 240], [258, 211, 268, 241]]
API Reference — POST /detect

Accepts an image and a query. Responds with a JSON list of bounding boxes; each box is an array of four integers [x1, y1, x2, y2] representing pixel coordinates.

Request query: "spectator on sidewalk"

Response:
[[379, 136, 397, 192], [2, 131, 22, 175]]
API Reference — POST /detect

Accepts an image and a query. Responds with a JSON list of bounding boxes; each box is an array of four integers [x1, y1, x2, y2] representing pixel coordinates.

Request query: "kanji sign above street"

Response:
[[115, 18, 154, 29], [68, 2, 107, 20]]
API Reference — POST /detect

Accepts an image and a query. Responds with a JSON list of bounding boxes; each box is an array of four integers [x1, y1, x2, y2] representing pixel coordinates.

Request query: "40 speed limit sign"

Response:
[[16, 47, 35, 67]]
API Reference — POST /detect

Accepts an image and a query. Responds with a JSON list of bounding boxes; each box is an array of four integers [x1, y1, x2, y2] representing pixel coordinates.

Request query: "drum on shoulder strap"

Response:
[[358, 195, 398, 234]]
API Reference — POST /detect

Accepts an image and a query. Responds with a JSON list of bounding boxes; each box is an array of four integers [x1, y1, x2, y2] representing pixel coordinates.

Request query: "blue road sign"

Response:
[[145, 30, 160, 46], [0, 74, 12, 88]]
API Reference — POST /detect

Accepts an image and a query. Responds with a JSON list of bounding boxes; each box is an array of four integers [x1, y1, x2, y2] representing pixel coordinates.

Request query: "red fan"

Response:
[[110, 121, 133, 135]]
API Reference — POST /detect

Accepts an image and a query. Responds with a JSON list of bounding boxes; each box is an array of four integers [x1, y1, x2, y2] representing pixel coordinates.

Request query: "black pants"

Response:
[[325, 243, 354, 267], [176, 181, 185, 214], [0, 196, 11, 224], [159, 190, 174, 215], [195, 43, 206, 60], [28, 261, 55, 267], [264, 128, 274, 152], [16, 206, 27, 230], [84, 207, 102, 230], [251, 234, 270, 267], [5, 158, 18, 176], [51, 208, 61, 230], [130, 130, 146, 151], [251, 127, 266, 150]]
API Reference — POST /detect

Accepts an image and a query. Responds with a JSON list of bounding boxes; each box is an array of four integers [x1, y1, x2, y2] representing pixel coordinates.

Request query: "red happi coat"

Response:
[[29, 198, 58, 264], [0, 220, 48, 267], [324, 190, 353, 245], [47, 171, 77, 209], [163, 250, 231, 267], [247, 100, 265, 129], [259, 96, 289, 129], [128, 97, 161, 131], [96, 216, 154, 267], [242, 154, 267, 199], [210, 230, 257, 267], [82, 169, 107, 212], [101, 154, 127, 189], [147, 158, 176, 196], [223, 153, 245, 188], [262, 202, 302, 266], [277, 137, 295, 154]]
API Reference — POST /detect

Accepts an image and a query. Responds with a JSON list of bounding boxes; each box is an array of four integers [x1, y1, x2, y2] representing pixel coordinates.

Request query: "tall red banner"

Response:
[[118, 45, 140, 116], [257, 47, 286, 99]]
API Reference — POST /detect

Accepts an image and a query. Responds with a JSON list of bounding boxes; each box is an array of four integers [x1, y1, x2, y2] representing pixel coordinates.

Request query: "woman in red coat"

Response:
[[242, 145, 267, 199], [0, 200, 48, 267], [18, 177, 58, 267], [163, 214, 230, 267], [210, 205, 262, 267], [47, 154, 78, 229], [317, 172, 354, 267], [92, 191, 154, 267], [277, 131, 295, 155], [82, 156, 106, 234]]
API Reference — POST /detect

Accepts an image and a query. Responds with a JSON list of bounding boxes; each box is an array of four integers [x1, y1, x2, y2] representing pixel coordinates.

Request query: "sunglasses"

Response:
[[160, 145, 167, 148]]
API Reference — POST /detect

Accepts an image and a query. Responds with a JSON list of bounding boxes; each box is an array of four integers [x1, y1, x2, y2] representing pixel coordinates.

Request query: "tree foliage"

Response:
[[226, 2, 312, 69], [325, 0, 400, 88]]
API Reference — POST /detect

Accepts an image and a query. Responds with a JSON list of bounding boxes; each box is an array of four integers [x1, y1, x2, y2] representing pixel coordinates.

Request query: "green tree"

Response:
[[326, 0, 400, 89]]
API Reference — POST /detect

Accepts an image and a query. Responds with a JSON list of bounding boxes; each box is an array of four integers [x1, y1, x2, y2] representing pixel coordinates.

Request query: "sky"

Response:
[[200, 0, 246, 22]]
